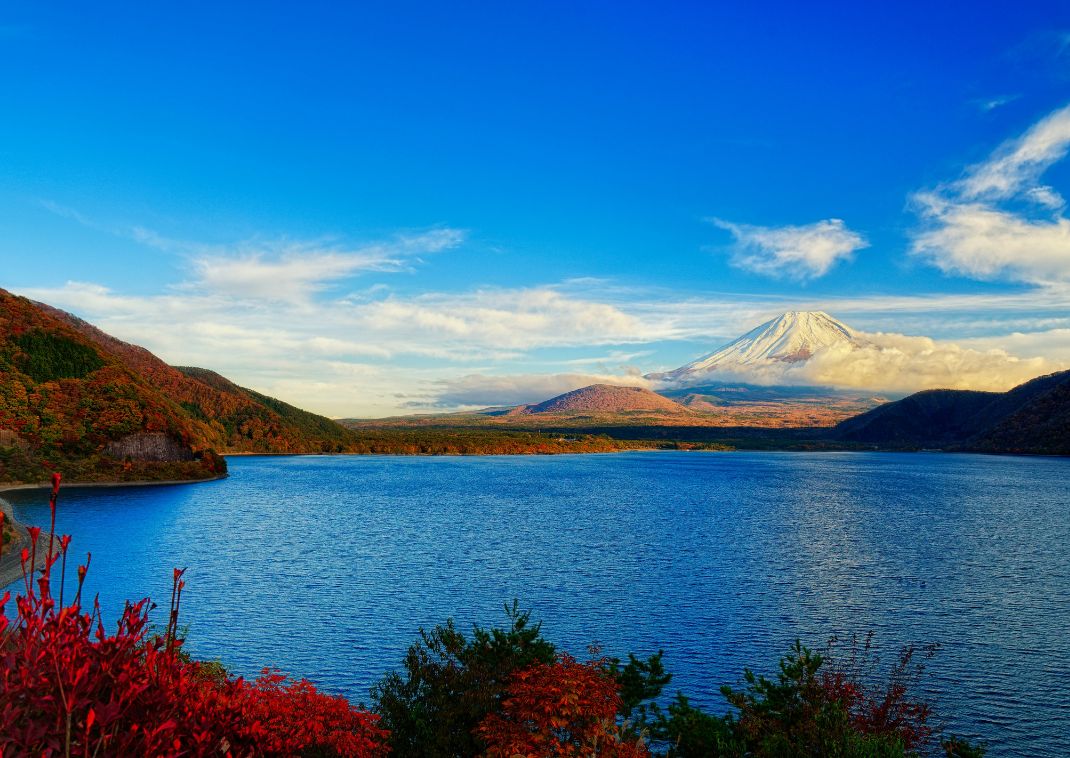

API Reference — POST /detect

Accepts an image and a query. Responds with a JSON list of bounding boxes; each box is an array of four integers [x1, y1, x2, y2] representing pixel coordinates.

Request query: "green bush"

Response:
[[373, 609, 989, 758], [371, 601, 556, 757], [631, 640, 986, 758]]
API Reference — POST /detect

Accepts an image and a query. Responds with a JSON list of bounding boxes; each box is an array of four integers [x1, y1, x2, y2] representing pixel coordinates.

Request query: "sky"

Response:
[[3, 1, 1070, 416]]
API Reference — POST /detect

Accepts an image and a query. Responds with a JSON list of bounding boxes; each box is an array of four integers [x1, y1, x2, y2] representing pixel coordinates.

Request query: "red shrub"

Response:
[[0, 476, 389, 757], [819, 632, 936, 751], [478, 652, 648, 758]]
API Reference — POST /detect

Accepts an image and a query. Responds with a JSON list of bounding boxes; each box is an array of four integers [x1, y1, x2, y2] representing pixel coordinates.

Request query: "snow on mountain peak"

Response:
[[647, 310, 1058, 393], [655, 311, 861, 384]]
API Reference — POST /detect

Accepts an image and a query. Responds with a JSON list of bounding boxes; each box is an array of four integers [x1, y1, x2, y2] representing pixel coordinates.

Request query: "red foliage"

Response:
[[819, 632, 936, 751], [0, 477, 389, 757], [478, 653, 648, 758]]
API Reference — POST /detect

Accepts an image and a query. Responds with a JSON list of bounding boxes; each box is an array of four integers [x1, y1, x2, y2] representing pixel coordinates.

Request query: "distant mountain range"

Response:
[[831, 369, 1070, 455], [4, 290, 1066, 475], [0, 288, 354, 483], [459, 312, 894, 427], [392, 370, 1068, 455], [345, 308, 1066, 453]]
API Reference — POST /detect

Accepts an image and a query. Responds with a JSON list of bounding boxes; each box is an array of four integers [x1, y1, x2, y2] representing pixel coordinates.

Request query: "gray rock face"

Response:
[[105, 433, 195, 462]]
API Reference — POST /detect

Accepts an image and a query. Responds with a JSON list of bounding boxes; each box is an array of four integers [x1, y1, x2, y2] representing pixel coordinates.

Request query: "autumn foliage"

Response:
[[817, 634, 937, 752], [0, 475, 388, 757], [478, 653, 648, 758], [0, 289, 359, 485]]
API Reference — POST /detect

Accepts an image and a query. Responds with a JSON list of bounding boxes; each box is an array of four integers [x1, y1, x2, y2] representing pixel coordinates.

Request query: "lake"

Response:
[[4, 452, 1069, 756]]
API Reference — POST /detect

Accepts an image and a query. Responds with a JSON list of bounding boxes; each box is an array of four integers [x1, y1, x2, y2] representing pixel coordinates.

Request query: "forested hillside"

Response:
[[35, 301, 355, 455], [0, 289, 358, 483], [0, 289, 225, 482], [832, 370, 1070, 455]]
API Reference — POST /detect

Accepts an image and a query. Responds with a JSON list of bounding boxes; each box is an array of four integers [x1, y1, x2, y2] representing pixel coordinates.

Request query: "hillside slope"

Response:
[[37, 303, 355, 454], [831, 370, 1070, 454], [1, 288, 361, 483], [176, 366, 353, 452], [0, 289, 225, 483], [969, 373, 1070, 454]]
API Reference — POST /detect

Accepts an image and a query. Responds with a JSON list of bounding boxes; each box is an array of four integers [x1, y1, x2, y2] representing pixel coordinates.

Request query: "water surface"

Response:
[[5, 452, 1069, 756]]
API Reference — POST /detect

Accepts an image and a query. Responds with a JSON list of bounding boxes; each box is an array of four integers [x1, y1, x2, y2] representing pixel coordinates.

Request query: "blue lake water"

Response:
[[4, 451, 1070, 756]]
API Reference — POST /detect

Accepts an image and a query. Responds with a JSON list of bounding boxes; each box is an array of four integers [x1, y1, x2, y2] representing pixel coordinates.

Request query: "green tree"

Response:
[[371, 601, 556, 757]]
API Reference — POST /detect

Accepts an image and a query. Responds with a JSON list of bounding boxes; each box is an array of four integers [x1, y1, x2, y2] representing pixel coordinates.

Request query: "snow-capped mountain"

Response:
[[652, 311, 863, 385]]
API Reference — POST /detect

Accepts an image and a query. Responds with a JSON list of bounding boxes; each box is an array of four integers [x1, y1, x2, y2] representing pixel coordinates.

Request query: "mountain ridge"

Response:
[[831, 369, 1070, 454], [37, 302, 354, 455], [0, 289, 357, 483]]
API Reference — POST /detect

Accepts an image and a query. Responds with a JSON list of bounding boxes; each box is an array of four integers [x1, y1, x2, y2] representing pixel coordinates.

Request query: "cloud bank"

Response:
[[190, 230, 464, 303], [660, 329, 1059, 395]]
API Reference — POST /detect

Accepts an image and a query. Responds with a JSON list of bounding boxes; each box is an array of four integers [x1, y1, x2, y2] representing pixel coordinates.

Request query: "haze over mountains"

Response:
[[352, 310, 1060, 428]]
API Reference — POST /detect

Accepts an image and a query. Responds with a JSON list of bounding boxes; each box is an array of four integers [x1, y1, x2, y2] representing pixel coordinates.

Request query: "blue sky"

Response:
[[3, 2, 1070, 415]]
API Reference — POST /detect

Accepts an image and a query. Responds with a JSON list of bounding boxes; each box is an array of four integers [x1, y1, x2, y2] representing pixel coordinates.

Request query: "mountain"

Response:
[[831, 369, 1070, 454], [356, 380, 878, 429], [640, 311, 885, 424], [653, 311, 860, 385], [515, 384, 690, 415], [0, 289, 223, 482], [36, 302, 354, 455], [0, 288, 355, 484]]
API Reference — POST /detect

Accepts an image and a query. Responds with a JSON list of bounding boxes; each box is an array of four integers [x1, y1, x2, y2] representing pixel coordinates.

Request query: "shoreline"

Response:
[[0, 473, 228, 494], [0, 474, 227, 591], [220, 446, 710, 458]]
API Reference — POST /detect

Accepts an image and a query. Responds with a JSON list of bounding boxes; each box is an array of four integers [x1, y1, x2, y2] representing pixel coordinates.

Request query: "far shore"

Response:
[[219, 446, 707, 458]]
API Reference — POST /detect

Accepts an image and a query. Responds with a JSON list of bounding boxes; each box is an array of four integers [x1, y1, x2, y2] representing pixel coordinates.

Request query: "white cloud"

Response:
[[37, 201, 466, 303], [958, 103, 1070, 203], [913, 103, 1070, 284], [358, 288, 644, 349], [799, 331, 1058, 393], [711, 218, 868, 280], [913, 195, 1070, 283], [15, 281, 668, 415], [957, 327, 1070, 362], [560, 349, 653, 367], [192, 247, 399, 302], [189, 230, 465, 303], [17, 276, 1070, 416], [974, 94, 1021, 112]]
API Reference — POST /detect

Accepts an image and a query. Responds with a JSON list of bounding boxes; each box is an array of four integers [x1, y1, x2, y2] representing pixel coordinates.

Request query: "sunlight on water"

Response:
[[6, 452, 1070, 756]]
